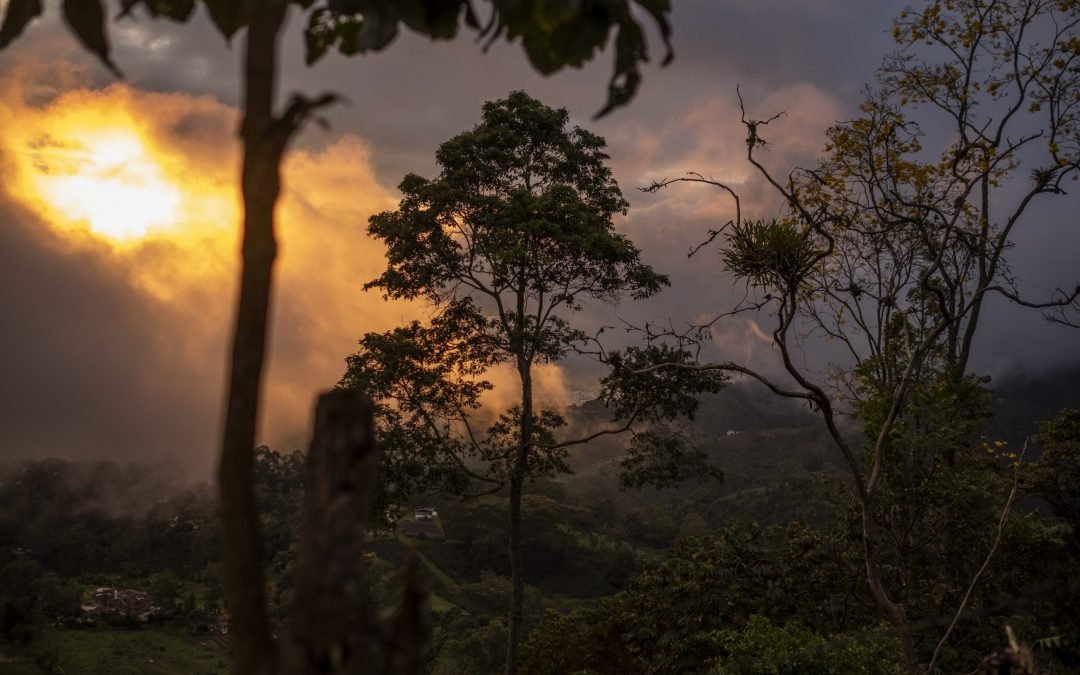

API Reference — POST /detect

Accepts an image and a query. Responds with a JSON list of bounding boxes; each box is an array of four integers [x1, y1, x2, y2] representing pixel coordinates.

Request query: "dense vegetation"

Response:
[[2, 375, 1078, 673], [1, 0, 1078, 672]]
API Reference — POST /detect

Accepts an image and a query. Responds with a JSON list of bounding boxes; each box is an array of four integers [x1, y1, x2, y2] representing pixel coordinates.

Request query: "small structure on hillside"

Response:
[[414, 507, 438, 520], [93, 587, 116, 602], [82, 587, 158, 621], [117, 589, 153, 614], [402, 507, 445, 540]]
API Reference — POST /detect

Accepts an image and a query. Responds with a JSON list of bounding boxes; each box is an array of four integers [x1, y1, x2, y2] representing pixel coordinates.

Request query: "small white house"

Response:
[[414, 507, 438, 520]]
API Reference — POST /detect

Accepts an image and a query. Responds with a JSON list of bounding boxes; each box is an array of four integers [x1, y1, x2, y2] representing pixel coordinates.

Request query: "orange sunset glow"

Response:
[[3, 75, 575, 435], [4, 3, 1080, 672], [3, 79, 239, 259], [0, 70, 573, 465], [29, 131, 182, 241], [0, 71, 424, 463]]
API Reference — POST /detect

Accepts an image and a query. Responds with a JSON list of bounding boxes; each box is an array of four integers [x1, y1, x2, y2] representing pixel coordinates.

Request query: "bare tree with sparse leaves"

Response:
[[642, 0, 1079, 671]]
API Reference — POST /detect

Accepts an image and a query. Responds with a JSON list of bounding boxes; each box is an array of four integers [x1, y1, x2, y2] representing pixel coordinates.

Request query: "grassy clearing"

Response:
[[429, 592, 457, 614], [397, 532, 461, 594], [2, 627, 228, 675]]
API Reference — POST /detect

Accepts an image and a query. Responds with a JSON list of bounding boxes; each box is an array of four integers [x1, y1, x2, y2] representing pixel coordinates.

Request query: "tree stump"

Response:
[[279, 390, 429, 675]]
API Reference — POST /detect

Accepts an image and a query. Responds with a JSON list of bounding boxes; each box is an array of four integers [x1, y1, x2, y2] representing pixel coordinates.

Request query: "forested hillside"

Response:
[[2, 0, 1079, 672], [2, 374, 1077, 673]]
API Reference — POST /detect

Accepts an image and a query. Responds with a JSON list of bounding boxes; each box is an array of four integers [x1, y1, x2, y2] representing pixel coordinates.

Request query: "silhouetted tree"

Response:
[[640, 0, 1080, 670], [345, 91, 723, 674], [0, 3, 675, 673]]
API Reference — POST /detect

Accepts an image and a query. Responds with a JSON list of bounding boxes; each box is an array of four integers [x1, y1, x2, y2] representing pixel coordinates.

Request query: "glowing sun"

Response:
[[29, 131, 183, 242]]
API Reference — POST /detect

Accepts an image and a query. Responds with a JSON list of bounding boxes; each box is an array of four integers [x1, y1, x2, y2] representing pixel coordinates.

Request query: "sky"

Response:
[[0, 1, 1076, 475]]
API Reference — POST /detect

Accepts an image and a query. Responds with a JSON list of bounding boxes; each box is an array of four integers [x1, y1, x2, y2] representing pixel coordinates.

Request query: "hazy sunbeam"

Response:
[[29, 131, 183, 241]]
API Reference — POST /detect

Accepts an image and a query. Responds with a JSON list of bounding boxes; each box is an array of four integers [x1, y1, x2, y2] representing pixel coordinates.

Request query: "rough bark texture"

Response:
[[289, 391, 380, 673], [279, 390, 431, 675]]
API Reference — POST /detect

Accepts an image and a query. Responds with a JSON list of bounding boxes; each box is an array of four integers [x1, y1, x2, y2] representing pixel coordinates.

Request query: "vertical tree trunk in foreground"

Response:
[[219, 2, 286, 674], [220, 5, 430, 674]]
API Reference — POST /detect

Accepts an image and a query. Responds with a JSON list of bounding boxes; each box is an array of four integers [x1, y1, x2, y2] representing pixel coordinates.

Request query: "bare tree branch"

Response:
[[928, 440, 1028, 673]]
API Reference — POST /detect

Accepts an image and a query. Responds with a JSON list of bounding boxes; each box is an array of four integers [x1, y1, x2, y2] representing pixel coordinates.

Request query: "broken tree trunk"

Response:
[[278, 389, 430, 675]]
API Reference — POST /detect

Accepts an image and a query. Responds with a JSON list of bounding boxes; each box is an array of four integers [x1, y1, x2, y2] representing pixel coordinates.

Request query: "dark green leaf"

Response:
[[202, 0, 247, 41], [317, 3, 401, 56], [595, 15, 643, 119], [633, 0, 673, 65], [62, 0, 122, 77], [0, 0, 42, 48], [118, 0, 196, 20], [502, 1, 588, 74], [396, 0, 465, 39], [312, 0, 675, 117], [345, 6, 399, 53], [463, 0, 480, 29], [305, 7, 332, 64], [151, 0, 196, 21]]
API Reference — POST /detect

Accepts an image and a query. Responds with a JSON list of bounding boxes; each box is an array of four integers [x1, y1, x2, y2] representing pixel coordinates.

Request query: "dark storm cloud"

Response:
[[166, 108, 234, 143], [0, 0, 1075, 473], [0, 78, 405, 473], [0, 1, 901, 181], [0, 188, 224, 470]]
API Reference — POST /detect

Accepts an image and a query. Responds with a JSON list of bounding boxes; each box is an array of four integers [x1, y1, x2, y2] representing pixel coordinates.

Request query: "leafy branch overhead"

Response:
[[0, 0, 673, 117]]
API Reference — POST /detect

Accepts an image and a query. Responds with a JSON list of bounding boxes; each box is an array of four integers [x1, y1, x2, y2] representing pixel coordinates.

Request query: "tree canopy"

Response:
[[344, 90, 723, 674], [0, 2, 678, 673], [640, 0, 1080, 671]]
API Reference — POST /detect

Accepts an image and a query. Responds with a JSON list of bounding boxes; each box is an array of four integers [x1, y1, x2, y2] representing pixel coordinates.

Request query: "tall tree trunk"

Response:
[[506, 360, 533, 675], [860, 505, 921, 674], [219, 2, 286, 673]]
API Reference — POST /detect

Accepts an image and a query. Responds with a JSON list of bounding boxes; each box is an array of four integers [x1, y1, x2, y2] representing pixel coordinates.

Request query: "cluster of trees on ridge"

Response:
[[2, 0, 1080, 673], [3, 389, 1079, 672]]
